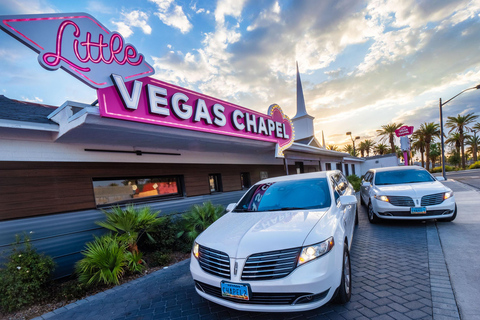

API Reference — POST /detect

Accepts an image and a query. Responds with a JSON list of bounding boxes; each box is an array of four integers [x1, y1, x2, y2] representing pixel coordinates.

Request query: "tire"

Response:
[[438, 204, 457, 222], [367, 201, 379, 224], [355, 205, 359, 225], [334, 244, 352, 304]]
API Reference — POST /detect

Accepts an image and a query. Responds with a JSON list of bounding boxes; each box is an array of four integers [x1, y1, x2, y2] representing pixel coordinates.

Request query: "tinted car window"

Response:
[[375, 169, 435, 185], [234, 178, 332, 212]]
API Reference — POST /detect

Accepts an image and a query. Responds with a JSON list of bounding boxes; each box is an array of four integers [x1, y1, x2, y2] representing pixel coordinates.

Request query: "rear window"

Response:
[[375, 169, 435, 185], [234, 178, 331, 212]]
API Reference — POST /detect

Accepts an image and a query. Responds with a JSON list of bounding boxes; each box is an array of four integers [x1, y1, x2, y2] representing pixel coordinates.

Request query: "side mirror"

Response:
[[362, 181, 370, 187], [435, 176, 445, 181], [339, 195, 357, 207], [226, 203, 236, 212]]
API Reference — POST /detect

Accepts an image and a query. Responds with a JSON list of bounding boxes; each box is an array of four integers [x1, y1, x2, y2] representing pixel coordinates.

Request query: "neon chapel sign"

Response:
[[0, 12, 294, 157]]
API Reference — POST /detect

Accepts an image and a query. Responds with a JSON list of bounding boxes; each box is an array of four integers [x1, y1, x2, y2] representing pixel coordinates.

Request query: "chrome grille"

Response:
[[198, 246, 230, 279], [388, 196, 414, 207], [421, 193, 444, 206], [241, 247, 300, 281]]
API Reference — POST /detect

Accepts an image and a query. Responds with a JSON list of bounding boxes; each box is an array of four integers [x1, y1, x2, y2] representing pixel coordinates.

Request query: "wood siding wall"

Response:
[[0, 161, 288, 221]]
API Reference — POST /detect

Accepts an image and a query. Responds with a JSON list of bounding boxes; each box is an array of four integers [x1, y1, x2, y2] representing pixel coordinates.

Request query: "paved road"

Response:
[[36, 185, 480, 320], [435, 168, 480, 190]]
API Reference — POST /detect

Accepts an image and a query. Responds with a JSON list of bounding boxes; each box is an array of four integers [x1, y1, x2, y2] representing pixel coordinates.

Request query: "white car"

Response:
[[190, 171, 358, 312], [360, 166, 456, 223]]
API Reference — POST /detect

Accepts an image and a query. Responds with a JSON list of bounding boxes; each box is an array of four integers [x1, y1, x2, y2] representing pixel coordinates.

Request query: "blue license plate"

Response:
[[411, 207, 427, 214], [221, 281, 250, 300]]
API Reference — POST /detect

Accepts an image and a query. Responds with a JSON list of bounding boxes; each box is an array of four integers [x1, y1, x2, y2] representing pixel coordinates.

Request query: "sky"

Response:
[[1, 0, 480, 149]]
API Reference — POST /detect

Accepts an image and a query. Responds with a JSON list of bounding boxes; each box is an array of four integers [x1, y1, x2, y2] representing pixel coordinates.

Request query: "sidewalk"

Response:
[[437, 179, 480, 320]]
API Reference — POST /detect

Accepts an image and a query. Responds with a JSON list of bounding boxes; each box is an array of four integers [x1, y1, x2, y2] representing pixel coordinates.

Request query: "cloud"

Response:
[[22, 96, 43, 103], [111, 10, 152, 38], [149, 0, 192, 34]]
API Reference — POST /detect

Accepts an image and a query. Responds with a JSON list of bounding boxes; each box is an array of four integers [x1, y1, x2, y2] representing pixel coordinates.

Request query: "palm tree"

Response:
[[326, 144, 339, 151], [466, 135, 480, 162], [363, 139, 375, 157], [374, 143, 389, 155], [429, 143, 441, 168], [358, 142, 366, 157], [414, 122, 440, 171], [445, 113, 479, 169], [411, 132, 426, 168], [376, 123, 403, 153], [343, 144, 356, 156], [446, 132, 462, 154]]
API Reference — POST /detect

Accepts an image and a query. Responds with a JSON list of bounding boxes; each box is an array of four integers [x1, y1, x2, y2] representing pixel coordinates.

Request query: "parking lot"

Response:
[[36, 180, 479, 320]]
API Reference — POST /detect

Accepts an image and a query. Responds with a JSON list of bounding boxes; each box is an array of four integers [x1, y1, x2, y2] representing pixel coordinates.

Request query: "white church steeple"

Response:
[[292, 62, 319, 146]]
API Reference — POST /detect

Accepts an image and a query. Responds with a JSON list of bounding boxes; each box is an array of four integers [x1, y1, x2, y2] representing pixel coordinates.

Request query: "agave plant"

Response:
[[96, 204, 163, 253], [76, 234, 127, 286], [178, 201, 225, 241]]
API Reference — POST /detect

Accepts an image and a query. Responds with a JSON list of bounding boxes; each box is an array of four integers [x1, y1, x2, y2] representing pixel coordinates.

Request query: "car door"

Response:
[[335, 172, 355, 247]]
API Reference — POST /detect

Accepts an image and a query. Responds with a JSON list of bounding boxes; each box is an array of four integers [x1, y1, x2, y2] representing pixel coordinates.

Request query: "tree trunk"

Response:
[[390, 135, 395, 154], [420, 148, 425, 168], [425, 144, 431, 171]]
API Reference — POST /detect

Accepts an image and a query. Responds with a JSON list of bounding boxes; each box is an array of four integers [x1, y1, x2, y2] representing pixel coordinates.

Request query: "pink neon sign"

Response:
[[0, 13, 154, 88], [98, 76, 295, 157]]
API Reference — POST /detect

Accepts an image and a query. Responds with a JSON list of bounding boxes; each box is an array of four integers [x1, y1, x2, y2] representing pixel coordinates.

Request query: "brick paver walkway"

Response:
[[36, 205, 459, 320]]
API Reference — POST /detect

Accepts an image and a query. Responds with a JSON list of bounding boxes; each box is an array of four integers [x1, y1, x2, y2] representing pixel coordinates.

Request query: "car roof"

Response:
[[370, 165, 426, 173], [255, 170, 337, 184]]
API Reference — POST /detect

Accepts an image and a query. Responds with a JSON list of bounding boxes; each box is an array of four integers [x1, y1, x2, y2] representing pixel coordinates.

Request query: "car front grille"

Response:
[[421, 193, 444, 206], [194, 281, 328, 305], [241, 247, 300, 281], [198, 246, 230, 279], [378, 209, 452, 217], [388, 196, 415, 207]]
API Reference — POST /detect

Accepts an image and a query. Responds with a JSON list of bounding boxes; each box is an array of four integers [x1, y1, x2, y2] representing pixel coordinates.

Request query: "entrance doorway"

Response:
[[208, 174, 223, 193]]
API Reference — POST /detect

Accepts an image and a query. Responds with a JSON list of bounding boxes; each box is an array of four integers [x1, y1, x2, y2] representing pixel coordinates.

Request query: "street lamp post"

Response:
[[346, 132, 360, 156], [439, 84, 480, 180]]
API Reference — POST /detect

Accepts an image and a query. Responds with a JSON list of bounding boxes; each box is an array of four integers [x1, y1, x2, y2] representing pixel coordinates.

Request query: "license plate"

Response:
[[221, 281, 250, 301], [411, 207, 427, 214]]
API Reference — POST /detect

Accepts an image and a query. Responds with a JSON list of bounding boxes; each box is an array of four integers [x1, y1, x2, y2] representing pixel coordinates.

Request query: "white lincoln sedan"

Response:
[[360, 166, 456, 223], [190, 171, 358, 312]]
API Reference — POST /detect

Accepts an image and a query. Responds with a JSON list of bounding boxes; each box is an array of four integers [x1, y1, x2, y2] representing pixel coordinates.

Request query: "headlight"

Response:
[[298, 237, 334, 266], [375, 195, 389, 202], [193, 242, 199, 259], [444, 191, 454, 200]]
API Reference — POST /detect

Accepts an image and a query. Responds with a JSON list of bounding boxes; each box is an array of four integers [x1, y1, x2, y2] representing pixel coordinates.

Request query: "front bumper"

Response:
[[189, 244, 343, 312], [371, 196, 456, 220]]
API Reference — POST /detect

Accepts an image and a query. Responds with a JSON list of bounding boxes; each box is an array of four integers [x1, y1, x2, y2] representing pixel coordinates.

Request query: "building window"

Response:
[[92, 176, 182, 206], [260, 171, 268, 180], [336, 162, 342, 172], [209, 174, 223, 193], [295, 162, 304, 174], [351, 164, 356, 176], [325, 163, 332, 170], [344, 163, 349, 176], [240, 172, 251, 189]]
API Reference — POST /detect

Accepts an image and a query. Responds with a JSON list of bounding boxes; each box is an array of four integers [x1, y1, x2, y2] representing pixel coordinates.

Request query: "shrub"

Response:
[[138, 216, 191, 254], [97, 204, 164, 253], [0, 234, 55, 312], [147, 251, 172, 267], [76, 234, 127, 286], [178, 201, 225, 241], [347, 174, 361, 192], [468, 161, 480, 169], [431, 165, 456, 173], [125, 251, 145, 273]]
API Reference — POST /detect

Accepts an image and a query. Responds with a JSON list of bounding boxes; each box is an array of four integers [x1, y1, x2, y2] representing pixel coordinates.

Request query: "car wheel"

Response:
[[367, 201, 379, 224], [355, 205, 359, 225], [438, 204, 457, 222], [334, 244, 352, 304]]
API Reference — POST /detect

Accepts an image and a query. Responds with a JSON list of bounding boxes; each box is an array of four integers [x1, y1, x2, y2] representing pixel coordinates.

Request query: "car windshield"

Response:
[[234, 178, 331, 212], [374, 169, 435, 185]]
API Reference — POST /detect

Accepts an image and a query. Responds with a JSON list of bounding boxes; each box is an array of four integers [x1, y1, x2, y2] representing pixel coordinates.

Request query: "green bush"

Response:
[[76, 234, 127, 286], [125, 251, 145, 273], [468, 161, 480, 169], [97, 204, 164, 253], [178, 201, 225, 241], [138, 216, 191, 254], [147, 251, 172, 267], [430, 165, 456, 173], [0, 234, 55, 312], [347, 174, 361, 192]]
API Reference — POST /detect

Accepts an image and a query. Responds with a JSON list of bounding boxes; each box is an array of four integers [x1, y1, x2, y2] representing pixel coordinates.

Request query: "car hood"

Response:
[[374, 181, 449, 197], [196, 209, 329, 259]]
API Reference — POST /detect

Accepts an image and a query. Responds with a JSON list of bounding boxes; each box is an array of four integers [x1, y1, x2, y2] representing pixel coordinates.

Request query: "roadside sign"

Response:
[[395, 125, 414, 137]]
